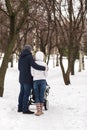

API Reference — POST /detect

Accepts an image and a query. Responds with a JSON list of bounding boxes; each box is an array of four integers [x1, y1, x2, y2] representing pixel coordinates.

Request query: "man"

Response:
[[18, 45, 45, 114]]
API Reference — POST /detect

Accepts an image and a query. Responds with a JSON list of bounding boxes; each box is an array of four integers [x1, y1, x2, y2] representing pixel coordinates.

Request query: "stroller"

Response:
[[28, 82, 50, 110]]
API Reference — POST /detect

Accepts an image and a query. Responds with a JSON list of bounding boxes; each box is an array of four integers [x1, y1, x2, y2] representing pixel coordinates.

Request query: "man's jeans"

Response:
[[18, 83, 32, 112], [33, 80, 46, 103]]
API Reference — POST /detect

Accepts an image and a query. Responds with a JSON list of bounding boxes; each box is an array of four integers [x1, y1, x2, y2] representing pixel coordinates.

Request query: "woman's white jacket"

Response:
[[31, 61, 47, 80], [31, 51, 48, 81]]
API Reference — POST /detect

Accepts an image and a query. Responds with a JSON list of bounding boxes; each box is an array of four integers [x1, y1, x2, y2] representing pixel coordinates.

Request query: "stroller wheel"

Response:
[[44, 100, 49, 110]]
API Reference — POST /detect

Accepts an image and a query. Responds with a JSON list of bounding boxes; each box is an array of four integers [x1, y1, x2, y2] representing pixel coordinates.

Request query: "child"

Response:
[[31, 51, 48, 116]]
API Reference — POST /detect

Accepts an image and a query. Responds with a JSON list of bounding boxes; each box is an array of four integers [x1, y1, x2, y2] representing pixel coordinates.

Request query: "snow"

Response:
[[0, 58, 87, 130]]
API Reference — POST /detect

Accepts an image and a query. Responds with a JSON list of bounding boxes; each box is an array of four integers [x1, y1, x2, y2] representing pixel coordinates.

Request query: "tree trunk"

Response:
[[79, 50, 84, 72], [0, 72, 4, 97], [56, 53, 59, 66], [59, 55, 71, 85], [46, 55, 50, 65], [71, 60, 75, 75], [63, 72, 71, 85], [0, 35, 16, 97]]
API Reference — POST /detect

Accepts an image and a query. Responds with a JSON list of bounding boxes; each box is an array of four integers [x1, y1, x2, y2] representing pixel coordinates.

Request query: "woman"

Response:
[[31, 51, 48, 116]]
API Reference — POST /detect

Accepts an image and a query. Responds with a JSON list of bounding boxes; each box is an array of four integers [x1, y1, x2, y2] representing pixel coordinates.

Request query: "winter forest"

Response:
[[0, 1, 87, 130], [0, 0, 87, 96]]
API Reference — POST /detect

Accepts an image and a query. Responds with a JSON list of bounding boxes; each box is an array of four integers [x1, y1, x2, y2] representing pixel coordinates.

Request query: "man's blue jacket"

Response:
[[18, 49, 45, 85]]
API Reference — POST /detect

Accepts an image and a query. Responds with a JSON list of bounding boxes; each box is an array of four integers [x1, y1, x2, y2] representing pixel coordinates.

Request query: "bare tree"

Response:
[[51, 0, 87, 85], [0, 0, 29, 96]]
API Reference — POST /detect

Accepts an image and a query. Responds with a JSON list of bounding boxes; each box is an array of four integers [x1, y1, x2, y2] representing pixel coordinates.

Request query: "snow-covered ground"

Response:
[[0, 57, 87, 130]]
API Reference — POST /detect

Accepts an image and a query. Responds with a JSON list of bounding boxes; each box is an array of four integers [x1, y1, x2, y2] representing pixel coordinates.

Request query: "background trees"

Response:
[[0, 0, 87, 96], [55, 0, 87, 84]]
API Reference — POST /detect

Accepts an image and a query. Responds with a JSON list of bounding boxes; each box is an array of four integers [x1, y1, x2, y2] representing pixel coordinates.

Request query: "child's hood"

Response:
[[35, 51, 44, 61]]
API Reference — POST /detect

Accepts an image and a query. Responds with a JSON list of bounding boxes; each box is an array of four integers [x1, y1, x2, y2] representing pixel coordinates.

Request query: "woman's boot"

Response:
[[35, 103, 41, 116], [40, 103, 44, 114]]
